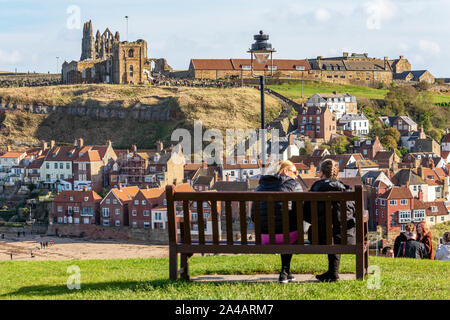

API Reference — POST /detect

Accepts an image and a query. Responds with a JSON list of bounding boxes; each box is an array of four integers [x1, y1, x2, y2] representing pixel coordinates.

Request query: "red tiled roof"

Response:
[[53, 190, 102, 203], [380, 186, 413, 200], [174, 184, 195, 192], [0, 151, 26, 158], [190, 59, 310, 71], [139, 187, 165, 200], [184, 163, 203, 171], [111, 186, 140, 203]]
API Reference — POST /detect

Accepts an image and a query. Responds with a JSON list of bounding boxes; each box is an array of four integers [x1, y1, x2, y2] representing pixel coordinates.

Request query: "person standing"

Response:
[[416, 221, 433, 260], [397, 231, 428, 259], [393, 222, 416, 258], [252, 160, 303, 284], [435, 231, 450, 261], [303, 159, 356, 282]]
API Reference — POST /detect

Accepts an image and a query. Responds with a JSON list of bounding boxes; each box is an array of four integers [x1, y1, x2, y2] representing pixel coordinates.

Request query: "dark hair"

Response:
[[381, 246, 392, 255], [320, 159, 338, 179]]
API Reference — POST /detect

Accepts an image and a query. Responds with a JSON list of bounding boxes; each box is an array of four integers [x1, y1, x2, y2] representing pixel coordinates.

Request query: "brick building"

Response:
[[52, 190, 102, 225], [100, 186, 140, 227], [188, 59, 311, 80], [349, 136, 384, 159], [376, 116, 418, 134], [297, 106, 336, 142], [128, 187, 165, 229]]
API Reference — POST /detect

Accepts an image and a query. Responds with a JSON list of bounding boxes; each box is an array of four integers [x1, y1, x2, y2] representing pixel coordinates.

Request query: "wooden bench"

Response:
[[166, 185, 369, 281]]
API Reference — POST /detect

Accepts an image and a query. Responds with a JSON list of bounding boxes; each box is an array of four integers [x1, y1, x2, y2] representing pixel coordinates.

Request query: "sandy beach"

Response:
[[0, 234, 169, 261]]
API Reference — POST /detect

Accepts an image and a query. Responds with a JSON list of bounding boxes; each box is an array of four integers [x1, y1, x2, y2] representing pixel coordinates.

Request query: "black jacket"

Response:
[[397, 239, 429, 259], [303, 179, 356, 244], [251, 174, 303, 234], [393, 232, 407, 258]]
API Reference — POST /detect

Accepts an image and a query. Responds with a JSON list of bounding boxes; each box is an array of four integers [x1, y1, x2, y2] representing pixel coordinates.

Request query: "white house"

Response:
[[221, 156, 261, 182], [337, 114, 370, 136], [306, 92, 357, 120]]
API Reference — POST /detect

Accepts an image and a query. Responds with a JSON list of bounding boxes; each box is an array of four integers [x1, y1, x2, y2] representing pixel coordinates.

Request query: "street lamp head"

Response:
[[247, 30, 276, 75]]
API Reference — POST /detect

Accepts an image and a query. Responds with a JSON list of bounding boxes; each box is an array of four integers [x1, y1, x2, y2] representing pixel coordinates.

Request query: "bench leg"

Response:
[[364, 245, 369, 275], [356, 244, 365, 280], [169, 244, 178, 281], [180, 253, 190, 281]]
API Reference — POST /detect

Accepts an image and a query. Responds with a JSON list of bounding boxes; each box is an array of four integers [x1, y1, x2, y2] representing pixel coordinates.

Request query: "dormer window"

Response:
[[70, 196, 74, 201], [84, 197, 89, 202], [431, 206, 438, 212]]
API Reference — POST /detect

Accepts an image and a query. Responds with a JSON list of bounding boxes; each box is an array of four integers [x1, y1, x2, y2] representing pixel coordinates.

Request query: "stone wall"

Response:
[[47, 223, 169, 243], [0, 73, 61, 88], [0, 99, 173, 121]]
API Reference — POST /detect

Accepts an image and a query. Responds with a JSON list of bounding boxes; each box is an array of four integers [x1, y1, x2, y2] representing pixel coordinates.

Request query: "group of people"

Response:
[[380, 224, 450, 261], [252, 159, 449, 284], [253, 159, 356, 283]]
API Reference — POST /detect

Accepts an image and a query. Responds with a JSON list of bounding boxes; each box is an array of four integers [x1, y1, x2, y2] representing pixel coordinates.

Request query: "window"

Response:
[[128, 49, 134, 57], [74, 207, 79, 213], [400, 224, 406, 232], [46, 163, 50, 169], [413, 210, 425, 221], [115, 209, 120, 215], [441, 216, 445, 222], [58, 206, 62, 212], [400, 199, 408, 205], [103, 220, 110, 226], [54, 163, 58, 169], [132, 210, 137, 216], [66, 163, 70, 170], [144, 222, 150, 229], [430, 217, 434, 222], [113, 199, 117, 205], [163, 199, 167, 206], [115, 220, 120, 227], [60, 163, 63, 169], [57, 217, 63, 223], [399, 210, 411, 223], [389, 200, 397, 206], [102, 208, 110, 217], [316, 126, 320, 132], [83, 218, 90, 224], [142, 200, 146, 205], [143, 210, 149, 216], [70, 196, 74, 201], [431, 206, 438, 213], [132, 221, 137, 228], [242, 65, 251, 71], [74, 218, 80, 224], [81, 206, 93, 216], [129, 65, 133, 77], [134, 200, 139, 205], [295, 66, 305, 71]]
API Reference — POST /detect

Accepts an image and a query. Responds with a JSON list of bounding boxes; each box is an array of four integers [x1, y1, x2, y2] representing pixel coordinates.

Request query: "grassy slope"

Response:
[[267, 81, 450, 104], [0, 254, 448, 300], [0, 85, 281, 149]]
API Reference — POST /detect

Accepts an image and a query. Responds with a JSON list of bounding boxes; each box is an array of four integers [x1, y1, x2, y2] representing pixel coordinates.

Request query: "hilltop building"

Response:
[[62, 20, 152, 85]]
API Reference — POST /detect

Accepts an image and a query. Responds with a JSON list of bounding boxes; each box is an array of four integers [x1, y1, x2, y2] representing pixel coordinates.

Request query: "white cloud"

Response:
[[419, 39, 440, 55], [315, 8, 331, 22], [0, 49, 22, 64], [364, 0, 396, 30]]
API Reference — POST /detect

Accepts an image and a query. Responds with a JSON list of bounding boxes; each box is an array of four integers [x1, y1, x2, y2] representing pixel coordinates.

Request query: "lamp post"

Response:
[[125, 16, 129, 42], [248, 30, 276, 166]]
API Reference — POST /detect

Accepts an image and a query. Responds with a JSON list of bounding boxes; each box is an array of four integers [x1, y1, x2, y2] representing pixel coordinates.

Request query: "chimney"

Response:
[[132, 144, 137, 152], [418, 189, 423, 201], [50, 140, 55, 149], [384, 57, 388, 70], [343, 52, 348, 58], [288, 134, 294, 146], [202, 159, 207, 169], [74, 139, 78, 147], [7, 145, 11, 152], [399, 55, 404, 60], [214, 170, 219, 184], [118, 183, 122, 190], [419, 125, 426, 139], [226, 174, 229, 182], [405, 180, 410, 189], [78, 138, 84, 148], [363, 53, 368, 57], [41, 141, 48, 150]]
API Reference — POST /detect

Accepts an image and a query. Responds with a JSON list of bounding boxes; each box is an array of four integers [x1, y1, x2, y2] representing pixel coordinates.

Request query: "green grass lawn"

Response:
[[1, 254, 448, 300], [267, 81, 450, 104]]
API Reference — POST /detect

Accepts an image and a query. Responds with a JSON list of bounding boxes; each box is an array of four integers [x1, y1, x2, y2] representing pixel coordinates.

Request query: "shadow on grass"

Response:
[[2, 279, 177, 298]]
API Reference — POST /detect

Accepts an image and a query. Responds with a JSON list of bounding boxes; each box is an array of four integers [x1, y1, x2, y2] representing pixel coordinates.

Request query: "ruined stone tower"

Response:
[[81, 20, 95, 61]]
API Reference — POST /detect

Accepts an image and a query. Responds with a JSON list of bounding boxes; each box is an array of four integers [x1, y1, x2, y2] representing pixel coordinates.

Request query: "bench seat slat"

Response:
[[340, 201, 347, 245], [296, 200, 304, 245], [225, 201, 233, 245], [176, 244, 358, 254], [311, 201, 319, 245], [254, 201, 261, 245], [173, 192, 356, 202], [268, 201, 275, 245], [325, 201, 333, 245], [282, 201, 290, 244], [183, 200, 191, 245], [211, 200, 219, 245]]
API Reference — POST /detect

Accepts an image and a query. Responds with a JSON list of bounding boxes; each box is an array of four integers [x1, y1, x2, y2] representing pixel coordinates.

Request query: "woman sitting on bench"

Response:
[[303, 159, 356, 282], [252, 160, 303, 284]]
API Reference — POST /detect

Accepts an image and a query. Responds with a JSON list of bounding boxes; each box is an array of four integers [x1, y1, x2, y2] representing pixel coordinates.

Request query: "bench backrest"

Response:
[[166, 185, 365, 248]]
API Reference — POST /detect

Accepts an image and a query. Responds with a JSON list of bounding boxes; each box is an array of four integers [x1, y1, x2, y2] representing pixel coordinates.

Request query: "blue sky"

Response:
[[0, 0, 449, 77]]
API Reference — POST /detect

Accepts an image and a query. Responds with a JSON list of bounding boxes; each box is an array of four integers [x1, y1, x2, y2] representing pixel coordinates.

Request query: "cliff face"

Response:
[[0, 84, 281, 149]]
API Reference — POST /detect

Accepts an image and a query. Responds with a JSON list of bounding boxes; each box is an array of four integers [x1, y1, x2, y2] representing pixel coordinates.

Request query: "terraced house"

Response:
[[52, 190, 102, 225], [128, 187, 165, 229], [306, 92, 358, 120], [99, 185, 140, 227]]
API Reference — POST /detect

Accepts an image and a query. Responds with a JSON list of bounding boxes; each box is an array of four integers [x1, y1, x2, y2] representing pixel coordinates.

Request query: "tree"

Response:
[[399, 146, 409, 157], [384, 127, 401, 143], [385, 85, 418, 115], [381, 135, 398, 151], [361, 105, 376, 121], [300, 139, 314, 156], [330, 136, 350, 154], [369, 120, 385, 139]]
